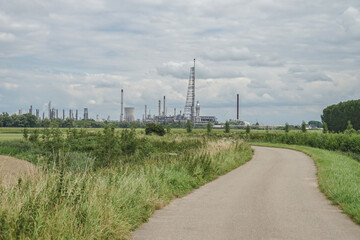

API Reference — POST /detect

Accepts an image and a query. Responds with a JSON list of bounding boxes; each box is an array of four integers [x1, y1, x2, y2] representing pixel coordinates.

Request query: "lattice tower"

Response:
[[184, 59, 196, 124]]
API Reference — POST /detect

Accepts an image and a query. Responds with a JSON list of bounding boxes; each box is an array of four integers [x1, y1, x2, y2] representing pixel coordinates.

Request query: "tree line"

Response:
[[321, 99, 360, 132]]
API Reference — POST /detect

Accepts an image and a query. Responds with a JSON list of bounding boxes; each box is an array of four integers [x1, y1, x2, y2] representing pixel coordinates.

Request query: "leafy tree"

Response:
[[285, 123, 290, 133], [225, 121, 230, 133], [186, 120, 192, 133], [322, 122, 328, 134], [344, 120, 356, 135], [308, 120, 322, 128], [207, 122, 212, 134], [301, 121, 307, 133], [322, 99, 360, 132], [246, 125, 251, 134]]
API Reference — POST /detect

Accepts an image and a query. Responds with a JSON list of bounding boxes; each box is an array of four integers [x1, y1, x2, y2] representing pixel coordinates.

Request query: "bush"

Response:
[[186, 120, 192, 133], [145, 123, 165, 136], [225, 121, 230, 133]]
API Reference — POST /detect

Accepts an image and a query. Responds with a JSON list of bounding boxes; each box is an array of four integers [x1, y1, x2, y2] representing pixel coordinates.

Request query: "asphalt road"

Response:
[[132, 146, 360, 240]]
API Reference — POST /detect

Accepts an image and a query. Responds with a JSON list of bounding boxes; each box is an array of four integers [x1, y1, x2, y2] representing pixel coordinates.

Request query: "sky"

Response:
[[0, 0, 360, 125]]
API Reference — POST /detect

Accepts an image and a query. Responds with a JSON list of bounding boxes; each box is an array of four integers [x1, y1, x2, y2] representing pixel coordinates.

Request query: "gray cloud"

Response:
[[0, 0, 360, 124]]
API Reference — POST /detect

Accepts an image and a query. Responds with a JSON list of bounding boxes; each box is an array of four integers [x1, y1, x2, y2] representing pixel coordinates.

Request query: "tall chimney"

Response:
[[163, 96, 166, 116], [120, 89, 124, 121], [174, 108, 176, 116], [158, 100, 161, 116], [145, 105, 147, 119], [237, 94, 239, 120]]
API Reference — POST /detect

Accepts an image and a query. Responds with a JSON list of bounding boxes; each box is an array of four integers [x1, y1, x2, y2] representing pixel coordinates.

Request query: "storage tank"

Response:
[[124, 107, 135, 122]]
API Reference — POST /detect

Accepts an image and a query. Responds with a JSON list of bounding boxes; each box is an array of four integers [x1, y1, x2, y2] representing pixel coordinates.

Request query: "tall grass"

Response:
[[0, 137, 252, 239]]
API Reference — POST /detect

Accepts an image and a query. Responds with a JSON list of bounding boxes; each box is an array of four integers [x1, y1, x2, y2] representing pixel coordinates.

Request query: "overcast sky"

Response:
[[1, 0, 360, 124]]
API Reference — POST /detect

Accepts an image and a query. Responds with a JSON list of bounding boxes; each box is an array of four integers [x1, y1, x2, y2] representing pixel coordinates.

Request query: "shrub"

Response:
[[285, 123, 290, 133], [225, 121, 230, 133], [145, 123, 165, 136], [23, 128, 29, 140], [29, 129, 39, 143], [207, 122, 212, 134], [186, 120, 192, 133], [246, 125, 250, 134], [301, 121, 307, 133], [323, 122, 328, 134]]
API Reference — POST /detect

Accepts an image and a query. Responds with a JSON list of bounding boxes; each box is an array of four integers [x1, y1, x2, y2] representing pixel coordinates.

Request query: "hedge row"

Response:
[[245, 132, 360, 154]]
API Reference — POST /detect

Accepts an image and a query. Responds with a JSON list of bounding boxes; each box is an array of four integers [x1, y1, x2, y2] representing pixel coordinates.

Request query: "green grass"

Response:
[[0, 136, 252, 239], [251, 142, 360, 224]]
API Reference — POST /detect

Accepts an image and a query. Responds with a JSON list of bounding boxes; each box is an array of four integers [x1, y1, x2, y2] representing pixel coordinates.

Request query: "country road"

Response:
[[133, 146, 360, 240]]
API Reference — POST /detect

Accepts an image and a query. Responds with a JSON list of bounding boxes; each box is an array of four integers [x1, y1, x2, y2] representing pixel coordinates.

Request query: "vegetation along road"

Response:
[[133, 146, 360, 240]]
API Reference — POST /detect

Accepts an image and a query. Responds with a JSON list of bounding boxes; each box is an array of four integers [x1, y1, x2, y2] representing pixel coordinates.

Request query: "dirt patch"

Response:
[[0, 155, 37, 188]]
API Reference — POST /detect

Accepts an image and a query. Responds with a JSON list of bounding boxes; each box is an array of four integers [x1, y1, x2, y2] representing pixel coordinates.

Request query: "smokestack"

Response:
[[163, 96, 166, 116], [76, 109, 78, 120], [237, 94, 239, 120], [120, 89, 124, 121], [145, 105, 147, 120], [29, 105, 32, 114], [63, 109, 65, 120], [158, 100, 161, 116], [48, 101, 51, 119], [174, 108, 176, 116]]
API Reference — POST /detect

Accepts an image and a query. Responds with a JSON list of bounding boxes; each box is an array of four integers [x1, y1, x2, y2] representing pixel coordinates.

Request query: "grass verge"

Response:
[[251, 142, 360, 225], [0, 139, 252, 240]]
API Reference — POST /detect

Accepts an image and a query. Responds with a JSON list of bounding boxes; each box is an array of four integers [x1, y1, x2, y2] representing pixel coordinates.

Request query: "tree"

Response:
[[207, 122, 212, 134], [246, 125, 251, 134], [308, 120, 322, 128], [285, 123, 290, 133], [301, 121, 307, 133], [322, 99, 360, 132], [186, 120, 192, 133], [323, 122, 328, 134], [344, 120, 356, 135], [225, 121, 230, 133]]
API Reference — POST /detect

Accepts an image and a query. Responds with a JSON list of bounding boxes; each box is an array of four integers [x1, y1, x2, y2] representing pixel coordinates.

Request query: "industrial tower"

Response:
[[184, 59, 196, 124]]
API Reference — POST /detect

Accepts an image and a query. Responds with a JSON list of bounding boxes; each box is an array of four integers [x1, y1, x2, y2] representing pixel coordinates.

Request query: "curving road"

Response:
[[133, 146, 360, 240]]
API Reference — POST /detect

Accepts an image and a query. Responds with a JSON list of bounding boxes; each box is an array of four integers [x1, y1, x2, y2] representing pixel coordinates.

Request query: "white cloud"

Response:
[[342, 6, 360, 37]]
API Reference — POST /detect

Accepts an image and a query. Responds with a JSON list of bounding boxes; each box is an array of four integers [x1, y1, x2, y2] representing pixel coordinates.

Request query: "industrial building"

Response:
[[137, 59, 217, 125]]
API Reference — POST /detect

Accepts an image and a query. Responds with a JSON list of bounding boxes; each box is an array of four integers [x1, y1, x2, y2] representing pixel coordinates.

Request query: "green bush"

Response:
[[145, 123, 165, 136]]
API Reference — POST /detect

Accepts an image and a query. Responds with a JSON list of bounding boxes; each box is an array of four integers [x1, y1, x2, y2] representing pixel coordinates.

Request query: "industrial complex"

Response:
[[17, 59, 246, 125]]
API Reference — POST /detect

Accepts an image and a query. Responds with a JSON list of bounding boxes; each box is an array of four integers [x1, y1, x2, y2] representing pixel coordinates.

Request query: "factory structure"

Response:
[[18, 101, 89, 121], [119, 59, 217, 125], [16, 59, 248, 125]]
